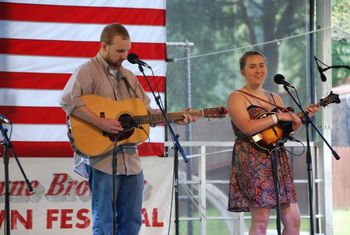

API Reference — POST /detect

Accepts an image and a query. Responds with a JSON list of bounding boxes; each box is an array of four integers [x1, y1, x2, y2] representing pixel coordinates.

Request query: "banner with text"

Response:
[[0, 157, 174, 235]]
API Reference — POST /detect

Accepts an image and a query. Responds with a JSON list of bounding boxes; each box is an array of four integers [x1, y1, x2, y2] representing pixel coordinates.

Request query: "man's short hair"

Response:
[[100, 23, 130, 45]]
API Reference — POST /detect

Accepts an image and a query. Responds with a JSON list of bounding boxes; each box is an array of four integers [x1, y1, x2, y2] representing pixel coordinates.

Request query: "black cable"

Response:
[[285, 138, 306, 156], [111, 132, 124, 235]]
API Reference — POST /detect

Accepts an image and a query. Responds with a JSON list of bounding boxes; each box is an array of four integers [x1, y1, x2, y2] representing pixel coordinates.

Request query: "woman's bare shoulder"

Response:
[[228, 90, 244, 99], [228, 90, 247, 107]]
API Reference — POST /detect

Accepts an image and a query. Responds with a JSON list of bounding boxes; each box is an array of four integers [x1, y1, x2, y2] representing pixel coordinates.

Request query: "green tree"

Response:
[[332, 0, 350, 86], [166, 0, 309, 110]]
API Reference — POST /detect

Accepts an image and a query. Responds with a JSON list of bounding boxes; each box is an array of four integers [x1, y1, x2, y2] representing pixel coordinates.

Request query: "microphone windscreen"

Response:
[[127, 53, 138, 64], [274, 74, 285, 84]]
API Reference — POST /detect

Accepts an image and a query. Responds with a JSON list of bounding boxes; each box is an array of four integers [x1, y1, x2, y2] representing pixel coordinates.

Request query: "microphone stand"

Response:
[[281, 84, 340, 235], [271, 143, 284, 235], [1, 123, 33, 235], [136, 64, 188, 235]]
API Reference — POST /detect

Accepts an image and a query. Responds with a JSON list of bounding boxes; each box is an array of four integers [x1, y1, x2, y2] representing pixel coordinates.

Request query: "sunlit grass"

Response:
[[178, 209, 350, 234], [333, 209, 350, 235]]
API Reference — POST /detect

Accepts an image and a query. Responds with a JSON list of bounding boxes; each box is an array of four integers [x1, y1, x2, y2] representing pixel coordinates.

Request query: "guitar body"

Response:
[[70, 95, 150, 157]]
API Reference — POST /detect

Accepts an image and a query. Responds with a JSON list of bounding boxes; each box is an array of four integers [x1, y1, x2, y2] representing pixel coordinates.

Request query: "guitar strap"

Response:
[[121, 76, 153, 115], [121, 76, 141, 99]]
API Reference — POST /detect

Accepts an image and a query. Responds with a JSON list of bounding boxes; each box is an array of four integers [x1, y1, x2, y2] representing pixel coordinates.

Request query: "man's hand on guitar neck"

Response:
[[176, 108, 197, 125]]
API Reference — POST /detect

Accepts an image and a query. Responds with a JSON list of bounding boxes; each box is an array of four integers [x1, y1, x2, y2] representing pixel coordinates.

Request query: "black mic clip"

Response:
[[0, 114, 11, 124], [314, 56, 328, 82]]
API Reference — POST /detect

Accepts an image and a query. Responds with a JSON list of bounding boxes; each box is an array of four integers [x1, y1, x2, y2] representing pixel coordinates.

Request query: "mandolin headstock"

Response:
[[319, 91, 341, 107]]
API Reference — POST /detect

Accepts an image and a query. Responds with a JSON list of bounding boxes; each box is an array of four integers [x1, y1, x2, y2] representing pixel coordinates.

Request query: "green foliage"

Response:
[[332, 0, 350, 86], [166, 0, 310, 110]]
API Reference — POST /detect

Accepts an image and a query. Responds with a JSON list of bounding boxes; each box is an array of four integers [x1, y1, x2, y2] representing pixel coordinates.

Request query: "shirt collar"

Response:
[[96, 52, 125, 80]]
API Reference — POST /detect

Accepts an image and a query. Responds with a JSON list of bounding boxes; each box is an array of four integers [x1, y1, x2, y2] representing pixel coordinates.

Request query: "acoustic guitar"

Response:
[[250, 91, 340, 151], [69, 95, 227, 157]]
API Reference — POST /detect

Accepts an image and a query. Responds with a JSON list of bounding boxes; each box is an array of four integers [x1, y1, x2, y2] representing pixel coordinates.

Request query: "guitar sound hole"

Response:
[[119, 114, 138, 130], [108, 114, 138, 143]]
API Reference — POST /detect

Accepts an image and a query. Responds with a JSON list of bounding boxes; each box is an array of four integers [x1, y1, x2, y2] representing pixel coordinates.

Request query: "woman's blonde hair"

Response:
[[239, 50, 265, 69]]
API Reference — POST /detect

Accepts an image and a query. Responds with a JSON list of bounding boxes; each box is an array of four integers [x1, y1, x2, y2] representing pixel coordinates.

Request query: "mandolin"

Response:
[[251, 91, 340, 151]]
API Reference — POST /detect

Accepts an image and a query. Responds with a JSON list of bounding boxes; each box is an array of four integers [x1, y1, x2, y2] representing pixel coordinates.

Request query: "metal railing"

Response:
[[165, 141, 328, 235]]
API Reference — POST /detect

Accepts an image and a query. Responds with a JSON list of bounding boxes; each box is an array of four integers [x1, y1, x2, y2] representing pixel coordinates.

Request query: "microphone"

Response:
[[314, 57, 327, 82], [273, 74, 295, 88], [0, 114, 11, 124], [127, 53, 151, 68]]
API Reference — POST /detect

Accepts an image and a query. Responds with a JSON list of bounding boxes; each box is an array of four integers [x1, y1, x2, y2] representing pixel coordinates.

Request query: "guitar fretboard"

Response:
[[134, 110, 203, 125]]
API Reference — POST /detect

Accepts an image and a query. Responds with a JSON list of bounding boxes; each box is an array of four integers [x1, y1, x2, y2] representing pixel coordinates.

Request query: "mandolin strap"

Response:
[[237, 89, 286, 111]]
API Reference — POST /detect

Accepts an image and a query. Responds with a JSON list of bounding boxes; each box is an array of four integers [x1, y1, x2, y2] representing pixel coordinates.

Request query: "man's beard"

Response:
[[105, 56, 122, 69]]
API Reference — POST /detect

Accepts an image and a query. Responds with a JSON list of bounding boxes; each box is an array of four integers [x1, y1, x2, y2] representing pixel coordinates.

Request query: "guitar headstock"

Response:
[[202, 107, 227, 118], [319, 91, 341, 107]]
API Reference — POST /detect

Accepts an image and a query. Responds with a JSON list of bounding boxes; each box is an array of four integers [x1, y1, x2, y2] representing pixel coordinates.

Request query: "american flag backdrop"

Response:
[[0, 0, 167, 158]]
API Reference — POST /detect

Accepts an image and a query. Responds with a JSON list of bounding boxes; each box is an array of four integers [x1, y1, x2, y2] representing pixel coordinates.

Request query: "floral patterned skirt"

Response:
[[228, 138, 297, 212]]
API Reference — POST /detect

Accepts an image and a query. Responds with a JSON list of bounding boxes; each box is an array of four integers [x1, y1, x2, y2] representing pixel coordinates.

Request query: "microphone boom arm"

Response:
[[322, 64, 350, 72], [281, 84, 340, 160], [314, 56, 350, 73]]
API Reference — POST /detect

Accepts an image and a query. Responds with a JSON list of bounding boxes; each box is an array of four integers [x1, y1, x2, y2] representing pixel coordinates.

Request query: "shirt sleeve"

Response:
[[59, 64, 94, 115]]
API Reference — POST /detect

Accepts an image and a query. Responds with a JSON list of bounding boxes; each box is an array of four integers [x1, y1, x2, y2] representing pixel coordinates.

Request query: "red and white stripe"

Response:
[[0, 0, 167, 157]]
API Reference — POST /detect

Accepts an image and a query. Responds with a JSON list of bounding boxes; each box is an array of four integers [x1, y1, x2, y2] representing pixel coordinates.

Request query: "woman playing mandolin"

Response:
[[227, 50, 319, 235]]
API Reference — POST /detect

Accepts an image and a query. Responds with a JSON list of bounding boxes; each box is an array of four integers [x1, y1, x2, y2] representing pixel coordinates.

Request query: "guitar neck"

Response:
[[134, 110, 203, 125]]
